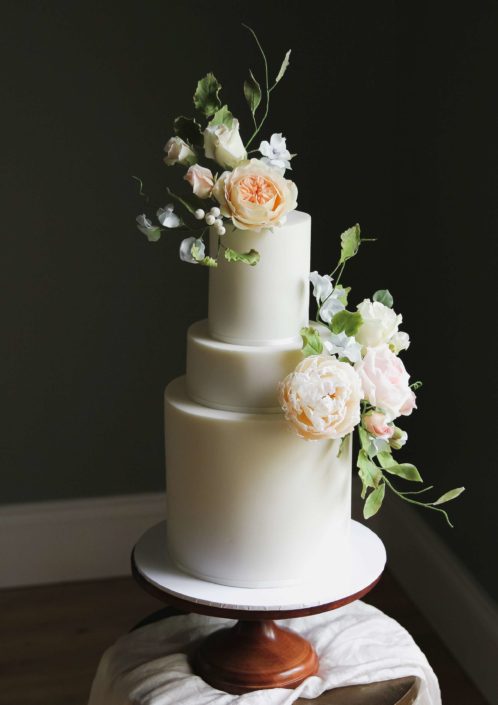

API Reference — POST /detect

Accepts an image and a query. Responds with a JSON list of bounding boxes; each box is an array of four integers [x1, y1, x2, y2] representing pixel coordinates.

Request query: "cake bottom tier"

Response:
[[164, 377, 352, 588]]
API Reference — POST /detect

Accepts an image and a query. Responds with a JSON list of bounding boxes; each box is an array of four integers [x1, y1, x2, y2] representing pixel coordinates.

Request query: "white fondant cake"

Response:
[[165, 211, 352, 588]]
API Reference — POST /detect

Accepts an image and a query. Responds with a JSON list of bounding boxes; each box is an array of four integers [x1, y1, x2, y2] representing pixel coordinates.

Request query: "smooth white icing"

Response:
[[165, 377, 352, 588], [208, 211, 311, 345], [186, 320, 303, 412]]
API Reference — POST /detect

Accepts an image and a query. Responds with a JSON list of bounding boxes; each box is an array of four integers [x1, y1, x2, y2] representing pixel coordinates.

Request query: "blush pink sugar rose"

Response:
[[355, 344, 417, 422], [362, 411, 394, 440]]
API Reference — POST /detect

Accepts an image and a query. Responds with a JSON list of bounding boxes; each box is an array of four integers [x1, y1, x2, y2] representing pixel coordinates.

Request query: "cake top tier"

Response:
[[208, 211, 311, 346]]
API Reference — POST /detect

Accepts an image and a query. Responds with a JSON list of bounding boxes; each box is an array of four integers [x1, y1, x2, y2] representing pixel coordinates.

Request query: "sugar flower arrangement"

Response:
[[135, 25, 297, 267], [279, 226, 464, 525]]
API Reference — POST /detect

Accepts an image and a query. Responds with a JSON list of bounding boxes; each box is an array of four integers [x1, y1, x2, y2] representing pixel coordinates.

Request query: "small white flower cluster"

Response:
[[194, 206, 226, 236]]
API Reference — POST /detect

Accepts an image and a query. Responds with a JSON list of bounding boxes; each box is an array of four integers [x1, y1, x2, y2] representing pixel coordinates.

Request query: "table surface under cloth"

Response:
[[88, 600, 440, 705]]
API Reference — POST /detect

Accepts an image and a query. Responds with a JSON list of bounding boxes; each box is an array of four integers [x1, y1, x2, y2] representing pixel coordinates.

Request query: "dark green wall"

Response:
[[1, 1, 496, 600]]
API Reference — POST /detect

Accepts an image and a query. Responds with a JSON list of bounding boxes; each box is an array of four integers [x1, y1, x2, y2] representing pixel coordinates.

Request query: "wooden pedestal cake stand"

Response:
[[132, 520, 386, 695]]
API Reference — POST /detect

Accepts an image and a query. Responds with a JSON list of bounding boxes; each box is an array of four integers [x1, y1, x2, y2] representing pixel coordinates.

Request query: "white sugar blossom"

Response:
[[157, 204, 181, 228], [136, 214, 161, 242], [163, 137, 196, 166], [322, 330, 362, 363], [309, 272, 345, 324], [356, 300, 402, 349], [310, 271, 333, 302], [390, 331, 410, 354], [258, 133, 294, 171], [389, 427, 408, 450], [179, 237, 205, 264], [279, 355, 362, 441]]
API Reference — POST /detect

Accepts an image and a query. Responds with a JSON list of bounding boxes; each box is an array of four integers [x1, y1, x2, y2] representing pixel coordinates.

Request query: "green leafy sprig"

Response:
[[242, 24, 291, 149], [357, 422, 465, 527]]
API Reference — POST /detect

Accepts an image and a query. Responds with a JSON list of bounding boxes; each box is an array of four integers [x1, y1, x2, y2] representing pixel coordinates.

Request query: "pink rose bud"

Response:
[[362, 411, 394, 440], [184, 164, 214, 199]]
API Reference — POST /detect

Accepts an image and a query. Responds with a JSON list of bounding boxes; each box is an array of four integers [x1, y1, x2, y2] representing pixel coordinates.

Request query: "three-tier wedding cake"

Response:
[[164, 212, 352, 588], [136, 28, 462, 595]]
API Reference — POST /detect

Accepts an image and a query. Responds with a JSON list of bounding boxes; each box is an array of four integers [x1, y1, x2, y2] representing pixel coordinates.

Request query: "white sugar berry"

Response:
[[217, 225, 226, 236], [210, 206, 221, 217], [205, 214, 216, 226], [194, 209, 205, 220]]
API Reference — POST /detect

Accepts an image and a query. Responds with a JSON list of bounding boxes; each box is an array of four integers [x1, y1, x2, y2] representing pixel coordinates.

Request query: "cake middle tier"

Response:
[[186, 320, 304, 412]]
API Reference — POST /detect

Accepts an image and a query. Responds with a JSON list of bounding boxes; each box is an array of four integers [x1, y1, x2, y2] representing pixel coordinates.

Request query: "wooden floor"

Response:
[[0, 571, 488, 705]]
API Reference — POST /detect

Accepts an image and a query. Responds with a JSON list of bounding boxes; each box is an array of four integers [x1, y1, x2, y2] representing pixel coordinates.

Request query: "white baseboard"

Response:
[[372, 496, 498, 705], [0, 493, 165, 589]]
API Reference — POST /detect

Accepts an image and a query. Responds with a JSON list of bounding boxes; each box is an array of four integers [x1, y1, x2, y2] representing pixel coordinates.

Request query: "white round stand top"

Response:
[[133, 521, 386, 614]]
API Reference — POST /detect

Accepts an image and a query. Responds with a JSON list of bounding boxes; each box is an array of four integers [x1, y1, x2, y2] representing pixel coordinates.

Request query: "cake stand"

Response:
[[132, 520, 386, 695]]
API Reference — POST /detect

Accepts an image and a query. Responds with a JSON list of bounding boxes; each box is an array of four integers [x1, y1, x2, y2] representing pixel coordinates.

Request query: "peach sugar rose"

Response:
[[212, 158, 297, 231]]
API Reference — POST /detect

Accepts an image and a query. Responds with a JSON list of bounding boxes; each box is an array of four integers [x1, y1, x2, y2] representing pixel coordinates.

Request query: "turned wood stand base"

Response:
[[132, 520, 386, 694], [194, 619, 319, 694]]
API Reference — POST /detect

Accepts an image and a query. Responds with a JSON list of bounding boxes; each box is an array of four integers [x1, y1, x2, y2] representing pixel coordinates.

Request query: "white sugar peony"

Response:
[[279, 355, 362, 440], [355, 344, 417, 421], [203, 119, 246, 169], [163, 137, 196, 166], [356, 299, 402, 348]]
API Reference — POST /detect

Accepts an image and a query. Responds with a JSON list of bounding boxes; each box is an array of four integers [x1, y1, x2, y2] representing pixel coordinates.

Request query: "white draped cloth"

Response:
[[88, 601, 441, 705]]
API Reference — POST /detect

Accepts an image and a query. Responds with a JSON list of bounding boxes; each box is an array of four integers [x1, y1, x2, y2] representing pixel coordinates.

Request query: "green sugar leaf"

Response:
[[358, 427, 374, 455], [193, 73, 222, 117], [244, 70, 262, 115], [190, 240, 205, 262], [364, 483, 386, 519], [209, 105, 235, 128], [174, 116, 203, 147], [432, 487, 465, 505], [199, 256, 218, 268], [275, 49, 291, 85], [339, 224, 361, 264], [337, 434, 349, 458], [357, 449, 383, 499], [373, 289, 394, 308], [335, 285, 351, 306], [224, 248, 260, 266], [384, 462, 423, 482], [377, 450, 396, 469], [300, 326, 324, 357], [331, 310, 363, 337]]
